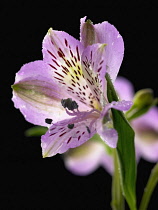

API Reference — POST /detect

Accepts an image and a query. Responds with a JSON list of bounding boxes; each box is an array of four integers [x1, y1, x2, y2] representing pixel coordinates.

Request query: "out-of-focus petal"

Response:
[[135, 145, 141, 163], [100, 152, 113, 174], [114, 76, 134, 101], [64, 140, 105, 176], [135, 137, 158, 162], [132, 107, 158, 162], [132, 107, 158, 131], [41, 114, 97, 157], [12, 61, 70, 126]]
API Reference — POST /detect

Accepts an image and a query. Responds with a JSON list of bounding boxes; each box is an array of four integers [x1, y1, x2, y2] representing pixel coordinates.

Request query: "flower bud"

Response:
[[126, 89, 158, 120], [133, 88, 154, 108]]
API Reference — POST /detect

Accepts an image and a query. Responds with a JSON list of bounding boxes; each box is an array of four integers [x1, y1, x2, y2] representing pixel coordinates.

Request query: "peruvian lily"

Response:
[[12, 17, 132, 158], [115, 77, 158, 162]]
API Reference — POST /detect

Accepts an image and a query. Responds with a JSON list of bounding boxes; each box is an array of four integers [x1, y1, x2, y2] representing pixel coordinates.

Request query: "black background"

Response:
[[1, 2, 158, 209]]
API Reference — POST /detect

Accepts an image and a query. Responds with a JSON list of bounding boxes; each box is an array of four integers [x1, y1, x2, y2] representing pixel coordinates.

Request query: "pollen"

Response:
[[61, 98, 78, 110], [68, 124, 74, 129], [45, 118, 53, 124]]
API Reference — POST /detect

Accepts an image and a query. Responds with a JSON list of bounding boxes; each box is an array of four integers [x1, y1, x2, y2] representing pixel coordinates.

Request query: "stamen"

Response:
[[86, 126, 91, 133], [65, 109, 77, 116], [67, 124, 74, 129], [61, 98, 78, 110], [45, 118, 53, 124]]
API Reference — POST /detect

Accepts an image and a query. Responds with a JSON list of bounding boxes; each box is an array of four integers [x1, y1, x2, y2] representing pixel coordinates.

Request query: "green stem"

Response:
[[139, 163, 158, 210], [111, 149, 125, 210]]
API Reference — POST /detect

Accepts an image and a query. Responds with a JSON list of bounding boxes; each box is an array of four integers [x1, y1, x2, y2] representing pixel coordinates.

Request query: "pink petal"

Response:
[[94, 22, 124, 82], [12, 61, 70, 126], [111, 100, 133, 111], [81, 44, 107, 109], [100, 152, 114, 174], [132, 107, 158, 162], [41, 115, 97, 157], [42, 28, 108, 110], [97, 126, 118, 148], [132, 107, 158, 131], [42, 28, 98, 110], [42, 29, 84, 99], [102, 100, 133, 117], [114, 76, 134, 101], [135, 137, 158, 162], [80, 16, 87, 41]]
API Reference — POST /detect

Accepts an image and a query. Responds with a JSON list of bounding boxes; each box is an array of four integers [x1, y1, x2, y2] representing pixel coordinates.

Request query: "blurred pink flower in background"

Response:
[[64, 135, 113, 176]]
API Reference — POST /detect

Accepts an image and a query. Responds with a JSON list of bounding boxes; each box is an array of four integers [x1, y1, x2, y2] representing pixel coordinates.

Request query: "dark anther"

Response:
[[86, 126, 91, 133], [61, 98, 78, 110], [68, 124, 74, 129], [45, 118, 53, 124]]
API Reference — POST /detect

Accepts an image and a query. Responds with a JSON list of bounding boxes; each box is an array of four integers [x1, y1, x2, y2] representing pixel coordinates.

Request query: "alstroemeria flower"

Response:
[[115, 77, 158, 162], [12, 17, 132, 157]]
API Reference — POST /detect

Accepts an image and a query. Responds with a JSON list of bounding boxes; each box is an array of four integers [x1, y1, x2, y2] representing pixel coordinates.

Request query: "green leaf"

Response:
[[25, 126, 48, 137], [106, 74, 137, 210]]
